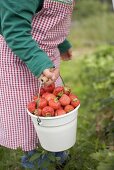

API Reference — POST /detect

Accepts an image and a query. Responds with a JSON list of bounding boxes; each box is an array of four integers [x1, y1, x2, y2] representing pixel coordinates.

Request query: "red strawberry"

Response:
[[71, 99, 80, 108], [64, 86, 71, 95], [42, 92, 50, 99], [34, 108, 42, 116], [33, 95, 38, 101], [42, 106, 54, 117], [53, 86, 64, 97], [27, 101, 36, 113], [59, 94, 71, 106], [42, 93, 56, 102], [38, 98, 47, 109], [43, 83, 55, 93], [48, 98, 61, 110], [69, 94, 78, 101], [59, 106, 63, 110], [64, 105, 74, 113], [37, 87, 45, 96], [55, 109, 66, 116], [40, 87, 45, 96]]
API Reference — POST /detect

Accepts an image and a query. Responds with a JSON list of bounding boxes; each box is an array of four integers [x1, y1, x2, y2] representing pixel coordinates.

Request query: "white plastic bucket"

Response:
[[27, 105, 80, 152]]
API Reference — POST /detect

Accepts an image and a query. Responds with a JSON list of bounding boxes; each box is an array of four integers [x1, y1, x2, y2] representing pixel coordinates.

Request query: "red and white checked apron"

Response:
[[0, 0, 73, 151]]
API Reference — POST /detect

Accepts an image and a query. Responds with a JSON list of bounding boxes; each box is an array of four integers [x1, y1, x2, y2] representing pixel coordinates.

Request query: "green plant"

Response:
[[79, 45, 114, 148], [73, 0, 111, 20], [91, 150, 114, 170]]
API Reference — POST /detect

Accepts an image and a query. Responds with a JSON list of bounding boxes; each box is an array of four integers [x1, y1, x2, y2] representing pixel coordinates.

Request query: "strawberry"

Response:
[[40, 87, 45, 96], [38, 98, 47, 109], [53, 86, 64, 97], [48, 98, 61, 110], [43, 83, 55, 93], [37, 87, 45, 96], [33, 95, 38, 101], [69, 93, 80, 108], [64, 86, 71, 95], [59, 94, 71, 106], [69, 94, 78, 101], [42, 106, 54, 117], [64, 105, 74, 113], [27, 101, 37, 113], [71, 99, 80, 108], [42, 92, 56, 102], [55, 109, 66, 116], [34, 108, 42, 116], [59, 106, 63, 110], [42, 92, 50, 99]]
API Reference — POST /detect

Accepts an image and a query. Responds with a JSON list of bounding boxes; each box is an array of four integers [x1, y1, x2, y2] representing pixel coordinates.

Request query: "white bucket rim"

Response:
[[27, 104, 80, 120]]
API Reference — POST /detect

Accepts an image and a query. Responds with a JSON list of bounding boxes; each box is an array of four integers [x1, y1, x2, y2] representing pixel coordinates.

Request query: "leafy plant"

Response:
[[91, 150, 114, 170], [77, 46, 114, 169]]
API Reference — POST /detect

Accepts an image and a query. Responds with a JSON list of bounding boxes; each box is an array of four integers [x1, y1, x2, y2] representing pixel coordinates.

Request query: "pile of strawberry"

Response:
[[27, 83, 80, 117]]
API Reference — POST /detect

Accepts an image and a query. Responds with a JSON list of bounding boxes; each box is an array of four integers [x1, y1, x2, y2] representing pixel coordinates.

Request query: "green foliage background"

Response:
[[0, 0, 114, 170]]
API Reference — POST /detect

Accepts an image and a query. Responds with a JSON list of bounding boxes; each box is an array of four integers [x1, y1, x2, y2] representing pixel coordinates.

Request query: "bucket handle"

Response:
[[37, 117, 42, 125], [36, 80, 44, 126]]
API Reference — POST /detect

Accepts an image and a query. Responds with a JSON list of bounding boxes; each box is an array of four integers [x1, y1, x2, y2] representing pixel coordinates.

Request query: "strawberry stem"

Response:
[[46, 113, 51, 117], [73, 98, 78, 102], [54, 97, 58, 102], [58, 91, 63, 97]]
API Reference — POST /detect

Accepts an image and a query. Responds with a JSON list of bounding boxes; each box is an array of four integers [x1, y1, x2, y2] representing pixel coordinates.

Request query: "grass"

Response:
[[0, 147, 24, 170], [69, 13, 114, 49]]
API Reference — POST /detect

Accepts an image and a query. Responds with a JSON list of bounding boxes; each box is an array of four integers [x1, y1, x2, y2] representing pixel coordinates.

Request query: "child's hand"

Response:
[[39, 68, 59, 85], [61, 48, 72, 61]]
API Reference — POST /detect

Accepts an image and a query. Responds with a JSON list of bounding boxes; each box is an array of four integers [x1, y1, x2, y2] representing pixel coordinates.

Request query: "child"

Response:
[[0, 0, 74, 169]]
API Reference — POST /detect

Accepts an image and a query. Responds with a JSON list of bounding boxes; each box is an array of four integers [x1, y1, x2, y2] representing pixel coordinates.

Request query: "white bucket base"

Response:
[[27, 105, 80, 152], [34, 118, 77, 152]]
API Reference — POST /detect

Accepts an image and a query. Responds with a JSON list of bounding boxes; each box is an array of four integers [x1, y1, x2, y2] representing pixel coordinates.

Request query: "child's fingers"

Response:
[[43, 68, 54, 79], [39, 74, 54, 85], [40, 68, 59, 85], [44, 68, 59, 81], [61, 48, 72, 61], [61, 54, 67, 61], [44, 78, 54, 86], [53, 68, 60, 81], [67, 48, 72, 59], [61, 54, 71, 61], [39, 75, 49, 83]]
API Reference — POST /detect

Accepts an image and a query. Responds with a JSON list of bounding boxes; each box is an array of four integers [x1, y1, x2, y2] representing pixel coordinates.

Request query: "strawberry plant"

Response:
[[77, 46, 114, 170]]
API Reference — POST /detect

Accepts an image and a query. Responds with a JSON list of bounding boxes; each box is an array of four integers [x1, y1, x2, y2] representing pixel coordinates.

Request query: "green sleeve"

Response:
[[0, 0, 54, 77], [58, 39, 72, 54]]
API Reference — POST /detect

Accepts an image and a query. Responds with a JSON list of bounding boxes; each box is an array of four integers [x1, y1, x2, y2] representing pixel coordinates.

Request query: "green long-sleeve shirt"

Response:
[[0, 0, 72, 77]]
